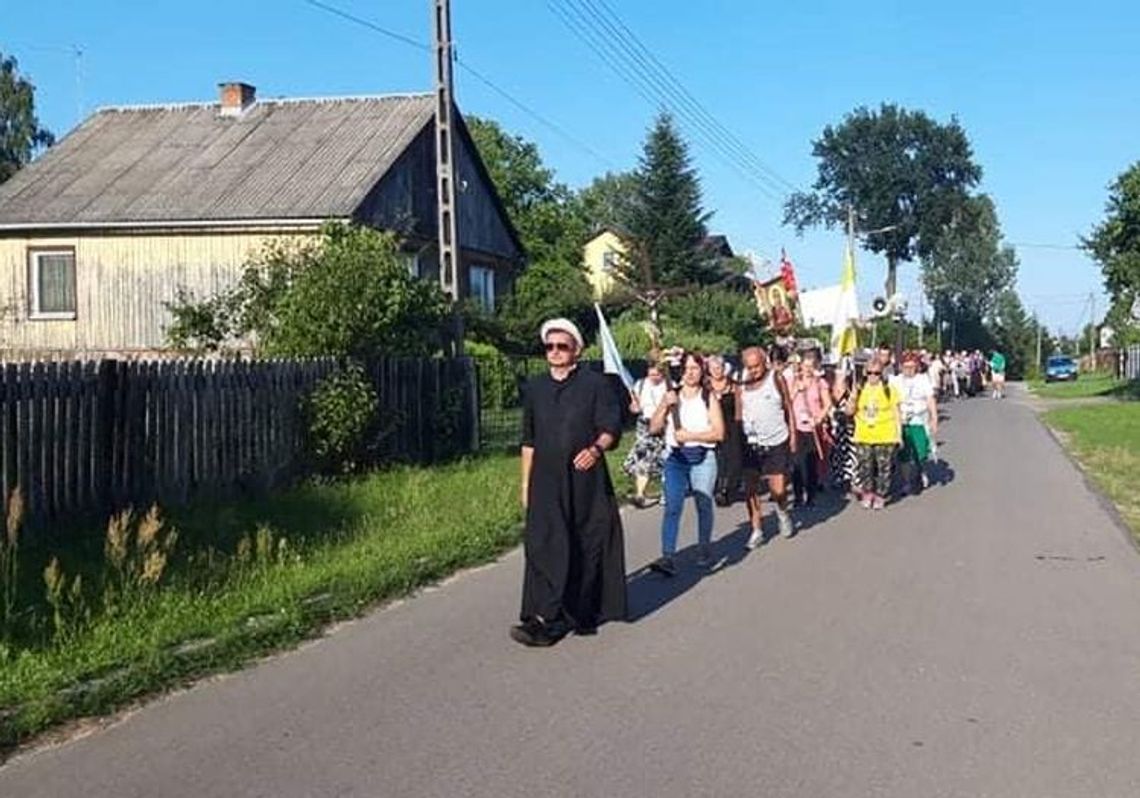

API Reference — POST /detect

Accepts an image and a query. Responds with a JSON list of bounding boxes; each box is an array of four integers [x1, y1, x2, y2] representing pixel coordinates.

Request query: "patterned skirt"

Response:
[[623, 417, 666, 479], [829, 414, 857, 489]]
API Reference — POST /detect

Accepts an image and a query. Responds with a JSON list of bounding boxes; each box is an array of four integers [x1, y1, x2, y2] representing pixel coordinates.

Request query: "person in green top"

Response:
[[989, 351, 1007, 399]]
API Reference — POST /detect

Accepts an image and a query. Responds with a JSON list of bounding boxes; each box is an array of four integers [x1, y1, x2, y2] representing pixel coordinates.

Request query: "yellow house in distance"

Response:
[[582, 228, 626, 299], [582, 229, 738, 299]]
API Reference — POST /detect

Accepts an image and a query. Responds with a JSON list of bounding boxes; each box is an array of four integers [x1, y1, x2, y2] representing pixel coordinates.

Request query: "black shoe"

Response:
[[715, 490, 730, 507], [574, 624, 598, 636], [510, 617, 569, 647], [648, 556, 677, 577]]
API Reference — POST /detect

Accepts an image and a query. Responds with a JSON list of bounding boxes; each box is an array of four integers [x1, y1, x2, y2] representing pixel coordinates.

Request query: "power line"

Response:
[[550, 0, 788, 200], [547, 0, 790, 203], [586, 0, 798, 194], [301, 0, 430, 51], [1008, 241, 1084, 250], [299, 0, 613, 169], [563, 0, 780, 192], [453, 58, 615, 169]]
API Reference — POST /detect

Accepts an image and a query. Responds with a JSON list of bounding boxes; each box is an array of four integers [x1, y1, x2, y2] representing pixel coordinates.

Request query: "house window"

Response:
[[469, 265, 495, 311], [28, 248, 77, 319], [602, 249, 619, 273]]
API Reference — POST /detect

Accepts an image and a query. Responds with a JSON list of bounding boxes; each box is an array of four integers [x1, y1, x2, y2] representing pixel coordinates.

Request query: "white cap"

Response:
[[540, 318, 584, 350]]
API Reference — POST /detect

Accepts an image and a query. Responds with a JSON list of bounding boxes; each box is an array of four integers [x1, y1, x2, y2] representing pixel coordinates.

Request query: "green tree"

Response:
[[465, 115, 587, 267], [663, 287, 765, 349], [1, 52, 55, 184], [785, 103, 982, 297], [988, 290, 1038, 378], [1082, 161, 1140, 343], [165, 223, 448, 357], [922, 194, 1017, 336], [622, 113, 713, 288], [578, 170, 639, 232], [491, 258, 595, 354]]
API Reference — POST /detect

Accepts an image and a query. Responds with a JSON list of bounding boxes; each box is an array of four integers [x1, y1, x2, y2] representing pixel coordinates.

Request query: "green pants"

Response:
[[900, 424, 931, 463]]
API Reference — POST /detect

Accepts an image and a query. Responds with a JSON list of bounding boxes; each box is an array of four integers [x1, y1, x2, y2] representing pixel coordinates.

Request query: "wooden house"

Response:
[[0, 82, 523, 358]]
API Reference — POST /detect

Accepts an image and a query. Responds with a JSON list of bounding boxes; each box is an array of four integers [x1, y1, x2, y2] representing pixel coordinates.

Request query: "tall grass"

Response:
[[0, 452, 525, 752]]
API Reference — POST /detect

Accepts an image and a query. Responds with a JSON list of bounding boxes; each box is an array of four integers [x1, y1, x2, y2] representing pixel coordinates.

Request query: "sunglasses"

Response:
[[544, 341, 574, 353], [866, 370, 882, 376]]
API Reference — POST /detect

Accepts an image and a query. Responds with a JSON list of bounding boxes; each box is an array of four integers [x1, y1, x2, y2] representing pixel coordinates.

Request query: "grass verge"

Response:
[[0, 438, 640, 755], [1045, 402, 1140, 537], [1029, 373, 1137, 400], [0, 453, 526, 754]]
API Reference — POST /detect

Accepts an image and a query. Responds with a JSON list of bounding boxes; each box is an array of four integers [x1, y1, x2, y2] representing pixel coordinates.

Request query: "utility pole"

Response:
[[1034, 311, 1042, 375], [433, 0, 463, 353], [1088, 292, 1097, 365], [917, 289, 924, 349]]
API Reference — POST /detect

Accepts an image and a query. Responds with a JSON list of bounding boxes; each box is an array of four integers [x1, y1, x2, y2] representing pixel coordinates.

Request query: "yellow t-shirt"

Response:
[[853, 384, 901, 445]]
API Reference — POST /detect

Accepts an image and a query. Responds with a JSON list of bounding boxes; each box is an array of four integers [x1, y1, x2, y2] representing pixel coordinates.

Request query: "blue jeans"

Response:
[[661, 449, 719, 556]]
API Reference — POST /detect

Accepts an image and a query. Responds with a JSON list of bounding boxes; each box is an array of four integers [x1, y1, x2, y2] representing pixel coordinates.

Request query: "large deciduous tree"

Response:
[[465, 115, 587, 267], [785, 103, 982, 297], [622, 113, 713, 288], [1, 52, 55, 184], [921, 194, 1018, 331], [578, 170, 639, 232], [1083, 161, 1140, 343]]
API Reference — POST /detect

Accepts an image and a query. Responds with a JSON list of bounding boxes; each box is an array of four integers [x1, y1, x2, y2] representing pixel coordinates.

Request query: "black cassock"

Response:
[[521, 367, 627, 628]]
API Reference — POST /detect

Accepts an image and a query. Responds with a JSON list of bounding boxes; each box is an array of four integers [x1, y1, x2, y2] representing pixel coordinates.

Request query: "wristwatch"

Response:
[[590, 444, 604, 458]]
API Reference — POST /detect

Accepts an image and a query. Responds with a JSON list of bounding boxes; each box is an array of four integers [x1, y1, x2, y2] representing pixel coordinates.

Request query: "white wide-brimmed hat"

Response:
[[539, 318, 584, 350]]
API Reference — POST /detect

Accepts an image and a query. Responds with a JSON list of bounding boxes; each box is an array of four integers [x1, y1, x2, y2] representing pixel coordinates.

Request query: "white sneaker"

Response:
[[777, 510, 795, 539], [746, 527, 764, 550]]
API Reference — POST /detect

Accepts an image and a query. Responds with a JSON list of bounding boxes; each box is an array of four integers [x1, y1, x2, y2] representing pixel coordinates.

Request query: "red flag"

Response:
[[779, 248, 799, 295]]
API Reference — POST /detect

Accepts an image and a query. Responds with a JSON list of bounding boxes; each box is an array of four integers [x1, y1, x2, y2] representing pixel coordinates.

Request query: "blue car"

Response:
[[1045, 355, 1079, 382]]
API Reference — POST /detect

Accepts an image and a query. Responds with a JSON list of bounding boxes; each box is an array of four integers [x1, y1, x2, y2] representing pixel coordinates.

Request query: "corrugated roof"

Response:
[[0, 94, 437, 226]]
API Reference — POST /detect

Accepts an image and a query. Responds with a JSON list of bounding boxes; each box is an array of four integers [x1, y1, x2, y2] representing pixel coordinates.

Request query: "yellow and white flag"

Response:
[[830, 243, 860, 361]]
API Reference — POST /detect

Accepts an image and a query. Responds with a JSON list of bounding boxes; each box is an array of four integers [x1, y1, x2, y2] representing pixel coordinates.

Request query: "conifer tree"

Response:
[[621, 114, 712, 288]]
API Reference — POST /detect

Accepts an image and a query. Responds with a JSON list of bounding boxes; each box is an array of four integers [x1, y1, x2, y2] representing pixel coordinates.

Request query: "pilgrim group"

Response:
[[511, 317, 1006, 648]]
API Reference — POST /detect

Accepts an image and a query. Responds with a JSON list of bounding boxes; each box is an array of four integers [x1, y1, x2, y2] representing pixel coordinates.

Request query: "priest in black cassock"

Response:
[[510, 318, 628, 647]]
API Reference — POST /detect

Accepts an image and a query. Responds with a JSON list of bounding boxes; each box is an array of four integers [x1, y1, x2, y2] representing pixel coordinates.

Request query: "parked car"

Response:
[[1045, 355, 1079, 382]]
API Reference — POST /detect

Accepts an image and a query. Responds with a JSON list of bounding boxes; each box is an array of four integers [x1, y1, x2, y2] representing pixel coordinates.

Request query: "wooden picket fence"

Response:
[[0, 356, 478, 525]]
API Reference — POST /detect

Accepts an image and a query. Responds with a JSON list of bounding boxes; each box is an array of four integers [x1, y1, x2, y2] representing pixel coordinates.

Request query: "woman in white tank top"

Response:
[[648, 352, 725, 575]]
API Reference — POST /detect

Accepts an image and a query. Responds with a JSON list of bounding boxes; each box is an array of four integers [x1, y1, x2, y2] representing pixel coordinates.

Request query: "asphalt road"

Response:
[[4, 384, 1140, 797]]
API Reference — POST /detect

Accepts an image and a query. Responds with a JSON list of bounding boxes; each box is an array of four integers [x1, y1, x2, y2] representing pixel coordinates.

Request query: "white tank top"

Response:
[[741, 371, 789, 446], [665, 391, 715, 450]]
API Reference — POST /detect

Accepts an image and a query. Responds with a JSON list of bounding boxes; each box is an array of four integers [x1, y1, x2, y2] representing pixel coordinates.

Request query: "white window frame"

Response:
[[27, 247, 78, 320], [469, 264, 495, 312]]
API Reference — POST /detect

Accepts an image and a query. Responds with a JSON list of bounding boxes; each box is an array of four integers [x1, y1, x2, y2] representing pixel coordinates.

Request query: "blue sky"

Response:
[[7, 0, 1138, 335]]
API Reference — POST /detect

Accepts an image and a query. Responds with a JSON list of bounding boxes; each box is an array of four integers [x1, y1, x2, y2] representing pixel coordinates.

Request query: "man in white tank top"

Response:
[[738, 346, 796, 548]]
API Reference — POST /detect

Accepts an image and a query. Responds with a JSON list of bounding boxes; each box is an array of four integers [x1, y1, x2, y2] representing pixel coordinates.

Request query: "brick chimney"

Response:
[[218, 82, 256, 116]]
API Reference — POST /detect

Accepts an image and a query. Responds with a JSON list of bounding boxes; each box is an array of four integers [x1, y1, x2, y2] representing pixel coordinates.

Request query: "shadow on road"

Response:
[[624, 526, 751, 623], [927, 458, 957, 487], [792, 489, 851, 534]]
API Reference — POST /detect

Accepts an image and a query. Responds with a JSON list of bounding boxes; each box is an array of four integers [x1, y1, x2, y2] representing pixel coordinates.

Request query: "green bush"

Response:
[[305, 362, 380, 473], [663, 287, 766, 348], [582, 311, 735, 360], [165, 224, 449, 358]]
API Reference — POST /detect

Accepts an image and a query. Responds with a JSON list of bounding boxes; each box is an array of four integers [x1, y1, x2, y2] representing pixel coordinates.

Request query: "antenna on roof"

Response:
[[73, 45, 84, 123]]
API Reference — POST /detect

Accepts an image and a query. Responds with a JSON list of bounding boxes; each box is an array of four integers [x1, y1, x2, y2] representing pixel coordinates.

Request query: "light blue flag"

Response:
[[595, 303, 634, 392]]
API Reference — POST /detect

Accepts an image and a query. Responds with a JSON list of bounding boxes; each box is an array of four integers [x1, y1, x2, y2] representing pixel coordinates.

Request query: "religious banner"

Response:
[[751, 249, 800, 334]]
